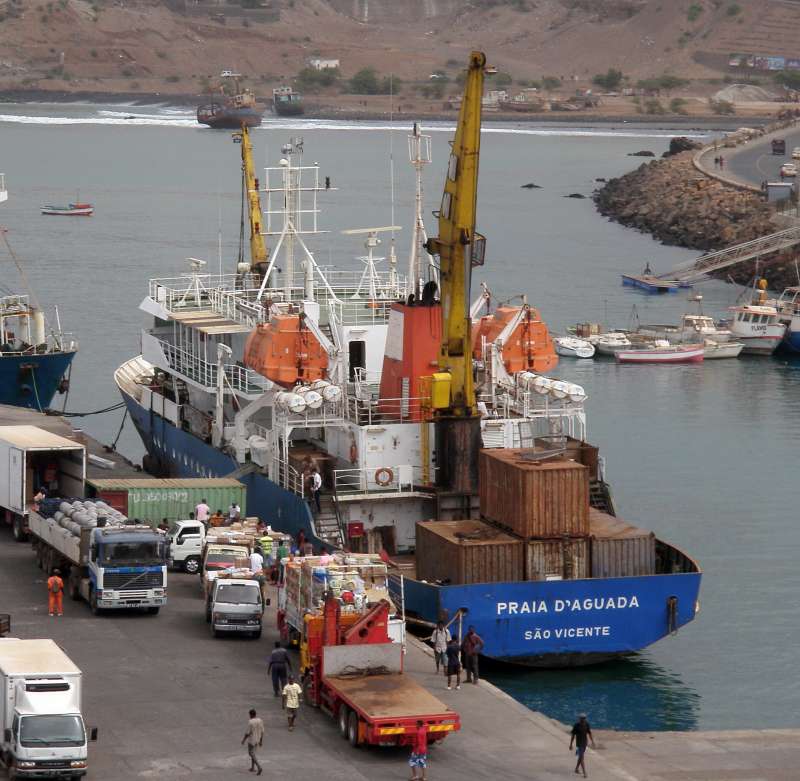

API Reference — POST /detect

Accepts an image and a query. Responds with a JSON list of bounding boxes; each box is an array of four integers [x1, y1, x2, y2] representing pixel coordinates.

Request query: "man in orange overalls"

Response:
[[48, 569, 64, 617]]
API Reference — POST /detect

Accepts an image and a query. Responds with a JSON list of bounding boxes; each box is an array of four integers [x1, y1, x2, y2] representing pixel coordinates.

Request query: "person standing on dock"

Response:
[[282, 675, 302, 731], [195, 498, 210, 524], [241, 708, 263, 776], [310, 468, 322, 514], [445, 636, 461, 690], [461, 626, 484, 685], [268, 641, 291, 697], [569, 713, 596, 778], [408, 720, 428, 781], [228, 502, 241, 525], [429, 621, 451, 675], [47, 568, 64, 617]]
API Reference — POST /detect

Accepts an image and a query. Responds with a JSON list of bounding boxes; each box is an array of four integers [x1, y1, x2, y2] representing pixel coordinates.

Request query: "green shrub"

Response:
[[593, 68, 624, 91], [669, 97, 688, 114], [727, 3, 740, 16], [709, 98, 735, 115], [687, 3, 702, 22]]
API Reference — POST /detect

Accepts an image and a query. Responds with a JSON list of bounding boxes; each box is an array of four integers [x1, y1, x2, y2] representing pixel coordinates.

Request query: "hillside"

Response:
[[1, 0, 800, 115]]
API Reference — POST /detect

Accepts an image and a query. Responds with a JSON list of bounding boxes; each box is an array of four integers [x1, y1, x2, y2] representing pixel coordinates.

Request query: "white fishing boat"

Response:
[[554, 336, 595, 359], [616, 341, 705, 364], [592, 332, 632, 356], [703, 340, 743, 359]]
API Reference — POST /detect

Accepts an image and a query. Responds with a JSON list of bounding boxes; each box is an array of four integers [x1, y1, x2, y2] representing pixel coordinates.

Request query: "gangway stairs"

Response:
[[658, 226, 800, 284]]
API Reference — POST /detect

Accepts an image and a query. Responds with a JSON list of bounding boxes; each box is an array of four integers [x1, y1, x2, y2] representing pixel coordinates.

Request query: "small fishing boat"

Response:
[[616, 341, 705, 364], [730, 280, 786, 355], [592, 332, 632, 356], [41, 202, 93, 216], [554, 336, 595, 358], [703, 340, 743, 359]]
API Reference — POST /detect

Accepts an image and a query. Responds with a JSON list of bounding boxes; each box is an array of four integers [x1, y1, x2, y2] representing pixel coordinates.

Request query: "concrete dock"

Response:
[[2, 532, 798, 780]]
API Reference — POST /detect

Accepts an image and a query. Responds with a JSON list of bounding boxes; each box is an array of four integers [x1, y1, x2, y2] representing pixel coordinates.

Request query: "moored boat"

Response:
[[702, 339, 743, 359], [729, 280, 786, 355], [554, 336, 595, 358], [771, 285, 800, 354], [198, 71, 263, 129], [616, 341, 705, 364], [41, 203, 93, 216], [273, 86, 304, 117], [592, 332, 632, 356], [621, 274, 680, 294]]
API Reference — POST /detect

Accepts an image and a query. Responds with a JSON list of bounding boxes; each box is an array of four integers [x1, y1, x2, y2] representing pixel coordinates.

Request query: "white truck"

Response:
[[167, 519, 206, 574], [0, 639, 97, 780], [0, 426, 85, 542]]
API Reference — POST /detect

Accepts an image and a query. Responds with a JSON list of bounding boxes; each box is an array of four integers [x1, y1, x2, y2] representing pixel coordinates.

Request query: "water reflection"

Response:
[[483, 654, 700, 732]]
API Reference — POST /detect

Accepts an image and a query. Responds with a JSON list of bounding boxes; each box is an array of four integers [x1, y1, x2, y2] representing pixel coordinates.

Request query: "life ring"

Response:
[[374, 467, 393, 487]]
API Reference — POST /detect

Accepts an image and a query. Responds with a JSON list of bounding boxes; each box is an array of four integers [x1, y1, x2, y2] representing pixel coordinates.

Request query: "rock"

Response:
[[564, 193, 586, 199], [628, 150, 655, 157], [520, 182, 542, 189], [595, 177, 607, 182], [664, 136, 703, 157]]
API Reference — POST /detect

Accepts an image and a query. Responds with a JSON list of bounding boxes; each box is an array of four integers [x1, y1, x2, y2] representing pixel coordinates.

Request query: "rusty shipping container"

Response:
[[416, 519, 523, 585], [589, 508, 656, 578], [479, 449, 589, 538], [526, 537, 589, 581]]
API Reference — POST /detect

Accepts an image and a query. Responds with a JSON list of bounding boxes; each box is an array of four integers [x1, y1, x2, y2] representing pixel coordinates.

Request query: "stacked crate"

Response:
[[479, 449, 590, 581], [588, 508, 655, 578]]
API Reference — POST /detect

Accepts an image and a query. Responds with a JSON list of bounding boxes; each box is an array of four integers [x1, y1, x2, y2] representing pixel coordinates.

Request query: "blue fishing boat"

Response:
[[772, 286, 800, 353]]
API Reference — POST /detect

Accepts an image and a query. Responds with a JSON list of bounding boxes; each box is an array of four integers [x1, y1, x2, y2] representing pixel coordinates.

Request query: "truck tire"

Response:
[[89, 588, 100, 616], [338, 706, 349, 738], [184, 556, 200, 575], [347, 711, 360, 747], [212, 626, 220, 638], [12, 515, 28, 543], [251, 629, 262, 640]]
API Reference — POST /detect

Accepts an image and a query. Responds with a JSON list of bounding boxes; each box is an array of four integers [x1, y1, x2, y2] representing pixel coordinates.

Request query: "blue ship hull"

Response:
[[392, 571, 701, 666], [777, 327, 800, 354], [120, 389, 316, 541], [0, 351, 75, 410], [122, 387, 702, 667]]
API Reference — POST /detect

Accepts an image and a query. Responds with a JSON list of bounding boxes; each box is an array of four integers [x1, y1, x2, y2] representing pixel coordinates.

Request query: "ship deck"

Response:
[[0, 404, 145, 481]]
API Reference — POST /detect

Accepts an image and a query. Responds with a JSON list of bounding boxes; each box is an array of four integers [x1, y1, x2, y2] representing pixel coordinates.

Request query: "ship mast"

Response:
[[407, 122, 433, 297]]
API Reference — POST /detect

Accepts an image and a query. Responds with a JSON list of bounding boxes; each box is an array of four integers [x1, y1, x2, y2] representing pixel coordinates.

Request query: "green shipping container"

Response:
[[86, 478, 247, 524]]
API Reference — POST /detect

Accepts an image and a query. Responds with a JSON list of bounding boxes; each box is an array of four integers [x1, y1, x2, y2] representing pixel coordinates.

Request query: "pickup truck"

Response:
[[167, 520, 206, 574], [206, 578, 263, 639], [200, 543, 252, 599]]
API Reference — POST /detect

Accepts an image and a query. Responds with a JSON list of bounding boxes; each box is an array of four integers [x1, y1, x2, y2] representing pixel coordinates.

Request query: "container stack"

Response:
[[588, 508, 655, 578]]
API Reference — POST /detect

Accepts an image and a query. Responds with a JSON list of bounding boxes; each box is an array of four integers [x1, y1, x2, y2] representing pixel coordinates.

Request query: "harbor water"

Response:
[[1, 103, 798, 731]]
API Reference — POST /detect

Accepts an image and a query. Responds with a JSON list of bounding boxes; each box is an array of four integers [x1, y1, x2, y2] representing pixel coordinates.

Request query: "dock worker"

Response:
[[47, 569, 64, 617], [268, 641, 292, 697], [158, 518, 169, 532], [282, 675, 303, 732], [250, 547, 264, 575], [429, 620, 451, 675], [461, 626, 484, 685], [241, 708, 263, 776], [228, 502, 241, 525], [195, 498, 210, 524], [210, 509, 225, 527], [445, 636, 461, 690], [408, 720, 428, 781], [570, 713, 596, 778], [33, 487, 46, 512], [309, 467, 322, 514]]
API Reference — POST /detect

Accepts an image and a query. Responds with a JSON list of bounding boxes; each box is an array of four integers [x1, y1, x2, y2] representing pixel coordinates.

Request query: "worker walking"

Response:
[[429, 620, 451, 675], [268, 641, 292, 697], [461, 626, 484, 684], [241, 708, 264, 776], [445, 636, 461, 690], [47, 569, 64, 617], [569, 713, 596, 778], [282, 675, 303, 731]]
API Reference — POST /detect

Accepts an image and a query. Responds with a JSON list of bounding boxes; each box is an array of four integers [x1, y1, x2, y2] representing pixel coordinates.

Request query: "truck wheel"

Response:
[[184, 557, 200, 575], [147, 607, 160, 615], [251, 629, 262, 640], [338, 706, 349, 738], [212, 627, 220, 638], [347, 711, 360, 747], [89, 588, 100, 616], [12, 515, 28, 542]]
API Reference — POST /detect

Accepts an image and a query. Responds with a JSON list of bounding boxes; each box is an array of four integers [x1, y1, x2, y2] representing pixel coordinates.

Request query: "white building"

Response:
[[308, 58, 340, 71]]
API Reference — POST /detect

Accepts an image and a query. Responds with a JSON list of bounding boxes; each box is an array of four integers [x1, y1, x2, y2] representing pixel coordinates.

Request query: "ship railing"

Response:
[[209, 287, 268, 328], [333, 464, 421, 496], [345, 394, 428, 425], [272, 455, 305, 497], [157, 338, 270, 395], [328, 297, 395, 326], [275, 400, 345, 426], [148, 274, 242, 312]]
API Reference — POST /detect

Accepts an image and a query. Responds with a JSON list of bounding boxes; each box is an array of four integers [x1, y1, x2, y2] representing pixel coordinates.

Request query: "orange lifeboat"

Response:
[[244, 313, 327, 387], [472, 304, 558, 374]]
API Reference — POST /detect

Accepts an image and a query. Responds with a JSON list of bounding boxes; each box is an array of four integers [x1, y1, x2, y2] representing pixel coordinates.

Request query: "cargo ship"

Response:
[[116, 54, 701, 666], [197, 72, 263, 129], [0, 174, 78, 410]]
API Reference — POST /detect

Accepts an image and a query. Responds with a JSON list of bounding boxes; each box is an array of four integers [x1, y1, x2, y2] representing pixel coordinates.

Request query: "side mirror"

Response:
[[89, 727, 98, 742], [3, 728, 11, 742], [175, 538, 184, 545]]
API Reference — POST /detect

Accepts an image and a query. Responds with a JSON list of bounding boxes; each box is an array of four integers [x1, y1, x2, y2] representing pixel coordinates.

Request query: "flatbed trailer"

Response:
[[304, 598, 459, 748]]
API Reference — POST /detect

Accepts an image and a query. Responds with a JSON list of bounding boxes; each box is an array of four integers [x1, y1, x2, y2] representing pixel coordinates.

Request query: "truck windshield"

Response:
[[20, 715, 85, 747], [100, 541, 167, 566], [216, 584, 261, 604]]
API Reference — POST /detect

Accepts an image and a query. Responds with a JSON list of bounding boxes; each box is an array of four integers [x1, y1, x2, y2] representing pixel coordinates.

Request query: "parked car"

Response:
[[780, 162, 797, 177]]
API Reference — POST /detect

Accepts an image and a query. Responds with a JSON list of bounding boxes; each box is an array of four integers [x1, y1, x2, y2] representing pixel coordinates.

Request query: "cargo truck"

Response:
[[0, 426, 85, 542], [302, 597, 459, 748], [0, 638, 97, 779], [28, 509, 168, 614]]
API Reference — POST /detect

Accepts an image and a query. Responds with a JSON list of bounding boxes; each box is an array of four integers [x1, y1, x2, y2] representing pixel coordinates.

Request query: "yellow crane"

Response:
[[233, 124, 268, 274], [424, 50, 487, 501], [425, 50, 486, 417]]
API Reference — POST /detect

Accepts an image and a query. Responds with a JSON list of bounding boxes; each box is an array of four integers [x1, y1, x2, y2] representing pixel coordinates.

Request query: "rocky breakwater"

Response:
[[594, 150, 774, 253]]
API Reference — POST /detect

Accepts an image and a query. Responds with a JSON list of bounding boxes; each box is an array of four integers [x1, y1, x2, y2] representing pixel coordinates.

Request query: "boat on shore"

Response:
[[198, 72, 263, 129], [554, 336, 594, 358], [616, 341, 705, 364], [116, 55, 700, 667], [273, 86, 304, 117], [41, 203, 93, 216]]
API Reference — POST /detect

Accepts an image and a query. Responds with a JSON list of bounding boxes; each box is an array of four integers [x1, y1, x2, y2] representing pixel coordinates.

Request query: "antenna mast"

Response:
[[408, 122, 432, 297]]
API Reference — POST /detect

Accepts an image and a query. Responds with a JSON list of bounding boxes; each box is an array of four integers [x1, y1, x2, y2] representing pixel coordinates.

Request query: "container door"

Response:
[[9, 448, 24, 512]]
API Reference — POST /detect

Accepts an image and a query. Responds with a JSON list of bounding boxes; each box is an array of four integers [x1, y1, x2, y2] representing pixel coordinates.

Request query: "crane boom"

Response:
[[426, 50, 485, 416], [234, 124, 268, 271]]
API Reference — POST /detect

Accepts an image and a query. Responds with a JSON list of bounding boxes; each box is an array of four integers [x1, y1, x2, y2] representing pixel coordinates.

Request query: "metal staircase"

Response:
[[313, 493, 345, 548], [659, 226, 800, 283], [589, 480, 616, 516]]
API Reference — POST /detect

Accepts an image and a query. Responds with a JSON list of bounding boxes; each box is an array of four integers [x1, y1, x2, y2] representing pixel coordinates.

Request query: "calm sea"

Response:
[[1, 103, 798, 731]]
